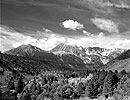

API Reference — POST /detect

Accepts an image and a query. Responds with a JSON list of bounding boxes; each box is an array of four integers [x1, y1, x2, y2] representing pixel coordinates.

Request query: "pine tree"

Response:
[[103, 71, 113, 96], [7, 77, 15, 90], [76, 82, 85, 96], [103, 71, 118, 97], [16, 75, 25, 94], [0, 89, 2, 100], [98, 70, 107, 85]]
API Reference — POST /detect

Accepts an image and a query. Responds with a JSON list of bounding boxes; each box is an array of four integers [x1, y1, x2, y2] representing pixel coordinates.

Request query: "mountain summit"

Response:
[[5, 44, 44, 56], [50, 43, 84, 56]]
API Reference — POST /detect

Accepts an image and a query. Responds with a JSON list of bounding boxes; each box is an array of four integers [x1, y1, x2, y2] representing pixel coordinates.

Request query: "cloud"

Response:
[[105, 1, 130, 9], [0, 25, 66, 51], [66, 35, 130, 49], [42, 28, 53, 33], [13, 34, 66, 51], [61, 19, 84, 30], [83, 30, 93, 36], [0, 25, 30, 51], [91, 18, 119, 33], [1, 25, 130, 52], [114, 4, 130, 9], [98, 32, 104, 38], [86, 0, 130, 9], [114, 39, 130, 49]]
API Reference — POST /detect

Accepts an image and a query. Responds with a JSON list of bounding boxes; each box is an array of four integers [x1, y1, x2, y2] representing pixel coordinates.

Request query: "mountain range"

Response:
[[1, 44, 87, 75], [1, 43, 130, 76], [50, 43, 125, 64]]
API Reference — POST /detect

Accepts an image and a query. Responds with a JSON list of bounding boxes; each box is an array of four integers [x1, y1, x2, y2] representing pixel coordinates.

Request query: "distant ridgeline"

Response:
[[0, 44, 130, 77]]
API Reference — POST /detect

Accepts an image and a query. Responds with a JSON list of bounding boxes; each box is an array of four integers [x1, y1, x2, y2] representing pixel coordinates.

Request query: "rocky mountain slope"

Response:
[[50, 43, 125, 65], [5, 44, 45, 56]]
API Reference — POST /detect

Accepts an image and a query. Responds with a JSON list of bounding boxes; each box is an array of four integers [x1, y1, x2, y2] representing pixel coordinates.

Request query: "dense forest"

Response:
[[0, 69, 130, 100]]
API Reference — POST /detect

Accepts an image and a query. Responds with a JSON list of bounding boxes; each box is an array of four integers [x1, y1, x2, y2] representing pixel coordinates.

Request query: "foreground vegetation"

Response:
[[0, 69, 130, 100]]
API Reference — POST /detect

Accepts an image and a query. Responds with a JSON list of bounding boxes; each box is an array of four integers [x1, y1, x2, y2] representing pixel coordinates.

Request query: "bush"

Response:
[[60, 84, 75, 99]]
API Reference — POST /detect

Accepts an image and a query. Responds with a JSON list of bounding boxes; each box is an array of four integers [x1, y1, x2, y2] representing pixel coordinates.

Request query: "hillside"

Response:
[[0, 52, 55, 75], [105, 49, 130, 72]]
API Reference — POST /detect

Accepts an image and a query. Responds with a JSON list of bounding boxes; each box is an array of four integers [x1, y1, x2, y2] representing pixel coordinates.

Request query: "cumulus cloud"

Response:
[[91, 18, 119, 33], [61, 19, 84, 30]]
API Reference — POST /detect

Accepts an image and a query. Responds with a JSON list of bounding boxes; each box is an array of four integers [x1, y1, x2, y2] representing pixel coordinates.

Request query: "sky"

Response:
[[1, 0, 130, 51]]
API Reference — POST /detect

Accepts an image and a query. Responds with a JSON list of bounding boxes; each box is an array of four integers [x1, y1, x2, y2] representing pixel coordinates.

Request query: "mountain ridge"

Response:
[[50, 43, 125, 65], [3, 44, 87, 71], [3, 44, 129, 72]]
